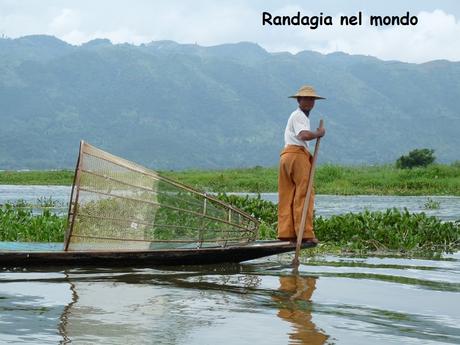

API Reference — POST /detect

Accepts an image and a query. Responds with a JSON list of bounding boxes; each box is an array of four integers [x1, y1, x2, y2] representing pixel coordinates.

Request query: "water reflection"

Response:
[[1, 254, 459, 344], [54, 266, 265, 344], [273, 275, 329, 345], [55, 270, 197, 344], [58, 273, 77, 344]]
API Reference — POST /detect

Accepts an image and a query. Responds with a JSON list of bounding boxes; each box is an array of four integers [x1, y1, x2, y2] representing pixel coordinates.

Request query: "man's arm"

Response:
[[297, 127, 326, 141]]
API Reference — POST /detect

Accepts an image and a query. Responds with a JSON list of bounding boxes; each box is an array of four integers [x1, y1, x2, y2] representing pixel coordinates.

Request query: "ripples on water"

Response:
[[1, 253, 459, 344], [1, 186, 459, 343]]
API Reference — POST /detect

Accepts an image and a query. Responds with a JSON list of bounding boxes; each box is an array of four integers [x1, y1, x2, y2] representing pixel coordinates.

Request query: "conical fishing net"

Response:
[[64, 142, 259, 251]]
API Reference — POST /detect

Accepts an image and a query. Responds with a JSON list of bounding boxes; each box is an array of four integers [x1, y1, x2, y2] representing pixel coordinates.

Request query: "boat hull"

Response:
[[0, 241, 316, 267]]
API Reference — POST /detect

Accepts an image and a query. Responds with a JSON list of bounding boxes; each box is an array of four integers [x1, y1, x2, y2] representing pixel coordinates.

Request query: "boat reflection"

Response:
[[273, 275, 329, 345], [58, 273, 77, 344], [56, 267, 328, 344], [56, 265, 260, 344]]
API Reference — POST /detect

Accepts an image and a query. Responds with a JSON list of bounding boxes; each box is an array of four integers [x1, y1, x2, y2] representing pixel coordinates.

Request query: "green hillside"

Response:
[[0, 35, 459, 169]]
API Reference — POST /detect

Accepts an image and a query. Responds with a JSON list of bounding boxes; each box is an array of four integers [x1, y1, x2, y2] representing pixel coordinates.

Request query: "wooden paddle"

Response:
[[292, 119, 324, 267]]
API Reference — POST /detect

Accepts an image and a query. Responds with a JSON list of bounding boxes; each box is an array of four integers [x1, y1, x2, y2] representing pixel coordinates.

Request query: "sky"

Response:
[[1, 0, 460, 63]]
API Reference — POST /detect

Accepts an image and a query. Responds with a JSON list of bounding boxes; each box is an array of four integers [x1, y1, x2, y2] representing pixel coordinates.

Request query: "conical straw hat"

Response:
[[289, 85, 325, 99]]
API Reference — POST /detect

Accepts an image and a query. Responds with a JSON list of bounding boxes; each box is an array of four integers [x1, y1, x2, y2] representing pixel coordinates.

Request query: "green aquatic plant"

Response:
[[0, 200, 66, 242], [217, 194, 460, 255], [314, 208, 459, 254], [423, 198, 441, 210], [1, 196, 459, 257], [217, 193, 277, 222]]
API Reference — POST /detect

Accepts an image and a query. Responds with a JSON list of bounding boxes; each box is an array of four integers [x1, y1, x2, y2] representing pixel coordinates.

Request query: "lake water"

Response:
[[1, 253, 459, 344], [1, 185, 459, 221], [1, 185, 459, 344]]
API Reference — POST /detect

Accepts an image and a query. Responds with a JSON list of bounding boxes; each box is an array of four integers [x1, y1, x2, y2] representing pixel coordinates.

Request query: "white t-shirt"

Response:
[[284, 108, 311, 149]]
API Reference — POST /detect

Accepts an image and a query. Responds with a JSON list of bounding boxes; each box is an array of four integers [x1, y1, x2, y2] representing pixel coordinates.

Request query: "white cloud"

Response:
[[305, 10, 460, 62], [251, 9, 460, 63], [1, 1, 460, 63], [49, 8, 80, 34]]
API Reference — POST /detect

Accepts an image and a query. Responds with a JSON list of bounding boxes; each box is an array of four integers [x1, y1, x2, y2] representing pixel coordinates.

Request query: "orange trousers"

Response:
[[278, 145, 315, 240]]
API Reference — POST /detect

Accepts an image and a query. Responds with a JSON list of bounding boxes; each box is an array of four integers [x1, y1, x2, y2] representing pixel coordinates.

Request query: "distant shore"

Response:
[[0, 163, 459, 196]]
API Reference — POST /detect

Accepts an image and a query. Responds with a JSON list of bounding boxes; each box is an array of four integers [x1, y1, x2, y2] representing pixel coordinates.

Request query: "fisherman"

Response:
[[278, 85, 326, 244]]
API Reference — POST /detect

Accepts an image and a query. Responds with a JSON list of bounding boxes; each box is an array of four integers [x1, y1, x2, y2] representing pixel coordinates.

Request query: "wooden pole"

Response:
[[292, 119, 324, 267], [64, 140, 84, 251]]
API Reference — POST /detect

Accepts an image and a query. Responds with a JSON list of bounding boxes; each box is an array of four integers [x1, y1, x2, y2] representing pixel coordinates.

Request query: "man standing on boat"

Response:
[[278, 85, 326, 244]]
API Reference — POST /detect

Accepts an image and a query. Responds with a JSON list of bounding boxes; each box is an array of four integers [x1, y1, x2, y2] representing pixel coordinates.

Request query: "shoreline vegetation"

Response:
[[1, 164, 459, 256], [218, 194, 459, 257], [1, 163, 459, 196], [0, 195, 458, 257]]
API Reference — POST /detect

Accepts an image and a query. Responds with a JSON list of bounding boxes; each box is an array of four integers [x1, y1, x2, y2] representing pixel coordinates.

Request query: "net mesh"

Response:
[[64, 142, 259, 251]]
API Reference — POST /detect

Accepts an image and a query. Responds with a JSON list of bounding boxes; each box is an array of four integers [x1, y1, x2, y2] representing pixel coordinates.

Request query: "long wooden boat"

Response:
[[0, 241, 314, 267], [1, 141, 316, 267]]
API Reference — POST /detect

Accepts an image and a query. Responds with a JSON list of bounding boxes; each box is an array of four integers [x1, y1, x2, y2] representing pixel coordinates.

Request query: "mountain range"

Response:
[[0, 35, 459, 170]]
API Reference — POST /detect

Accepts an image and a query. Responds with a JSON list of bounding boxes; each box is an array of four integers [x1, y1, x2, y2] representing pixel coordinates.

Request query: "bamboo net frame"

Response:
[[64, 141, 259, 251]]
